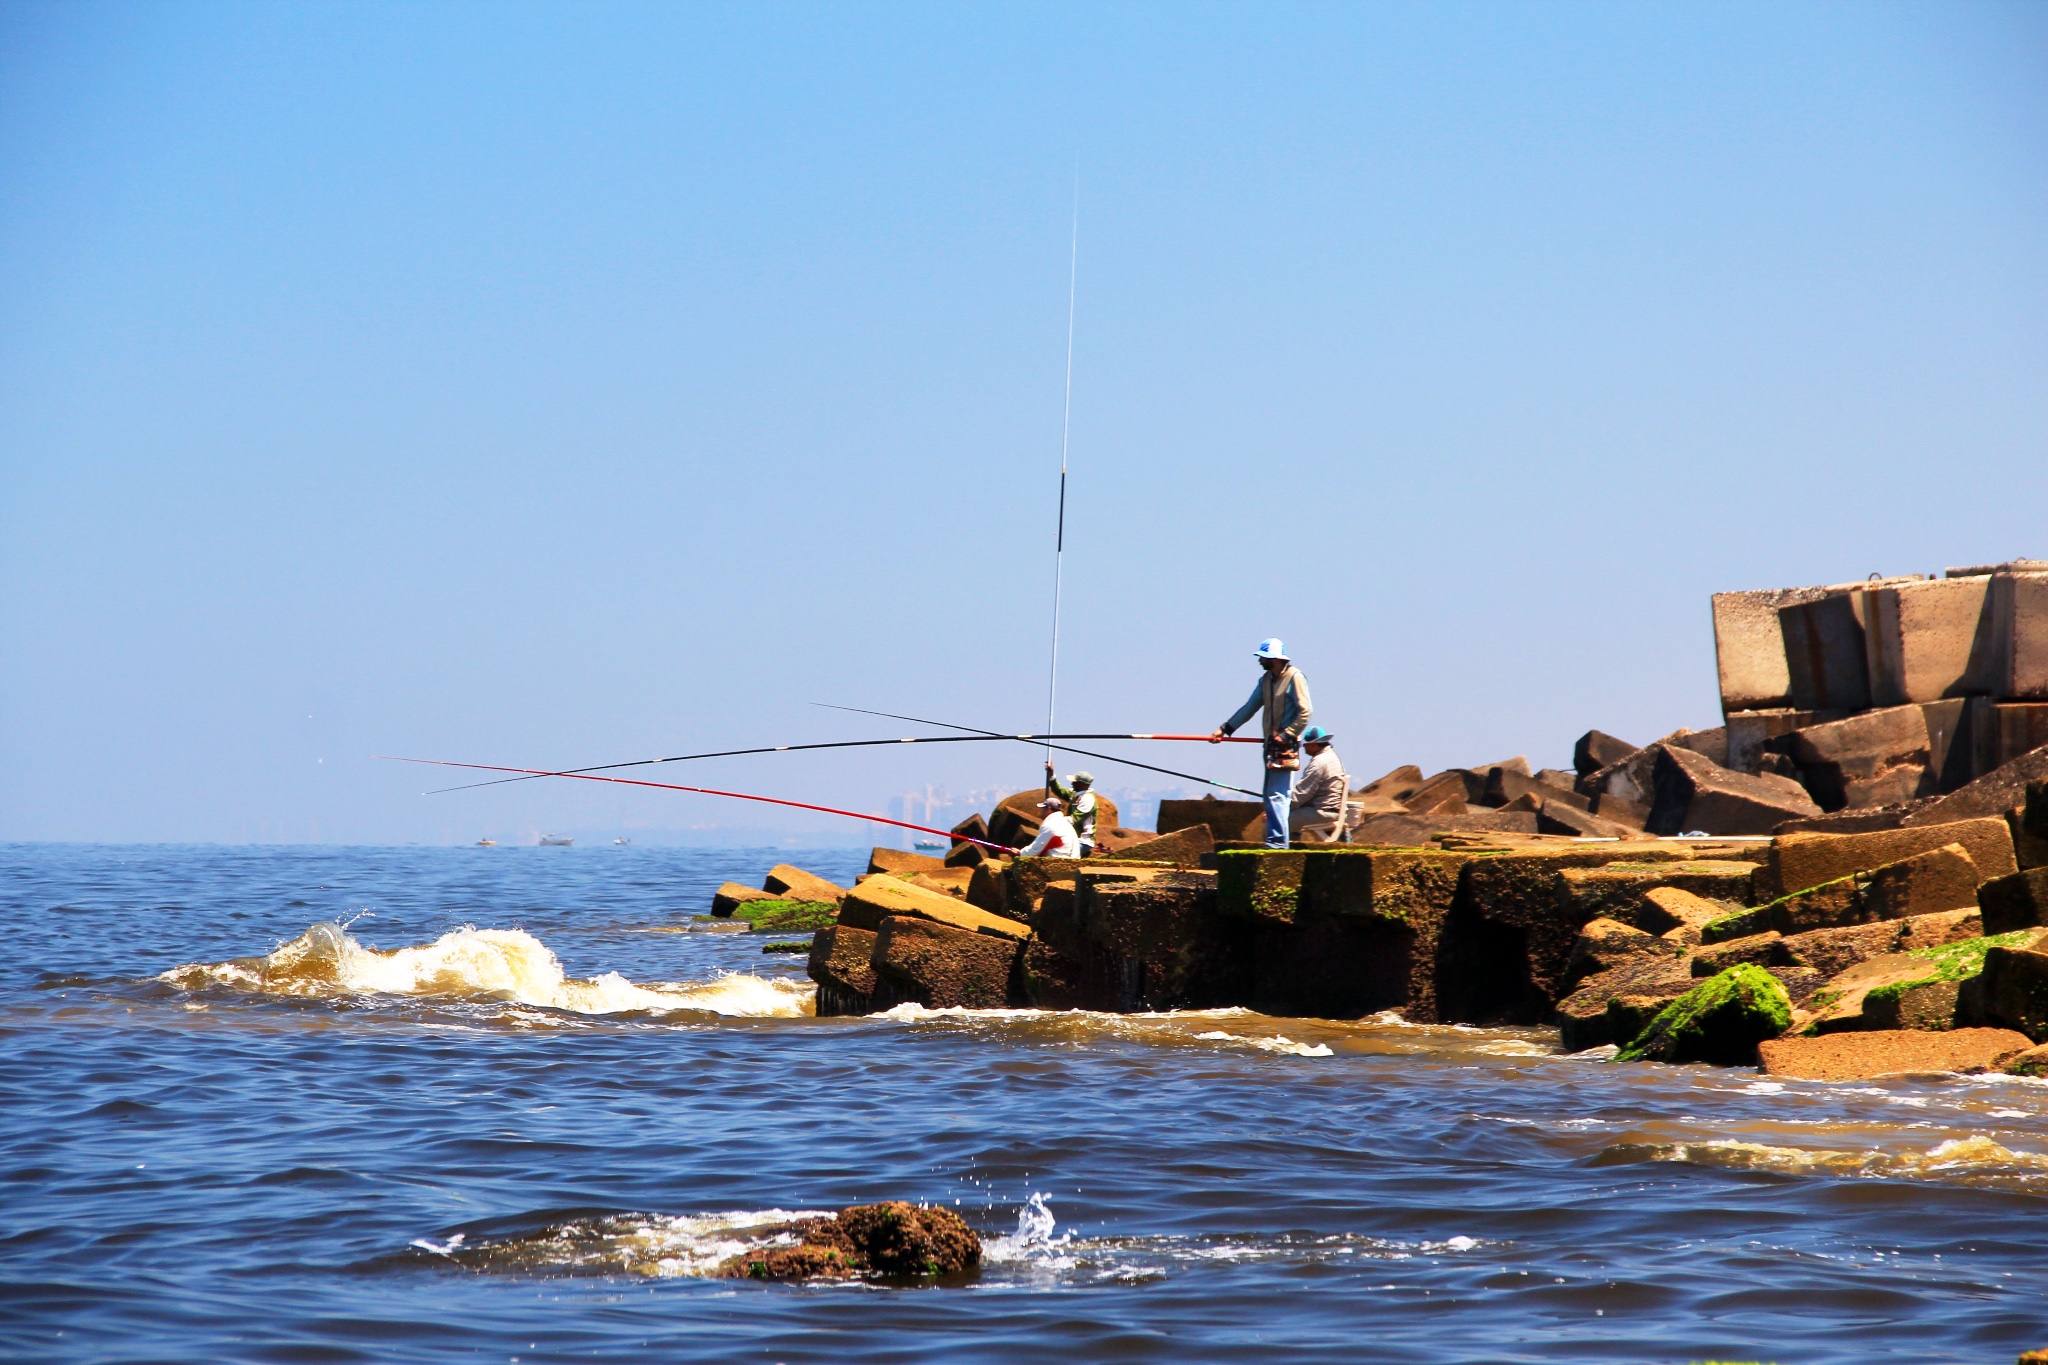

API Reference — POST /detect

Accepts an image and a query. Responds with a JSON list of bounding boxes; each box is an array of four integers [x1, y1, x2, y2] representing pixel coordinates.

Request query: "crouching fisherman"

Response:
[[1042, 763, 1099, 855], [1288, 726, 1349, 843], [1017, 794, 1082, 859]]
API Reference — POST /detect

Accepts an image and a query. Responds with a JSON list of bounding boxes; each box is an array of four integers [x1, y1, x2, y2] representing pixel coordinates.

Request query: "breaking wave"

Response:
[[1594, 1133, 2048, 1192], [159, 921, 813, 1017], [414, 1208, 832, 1277]]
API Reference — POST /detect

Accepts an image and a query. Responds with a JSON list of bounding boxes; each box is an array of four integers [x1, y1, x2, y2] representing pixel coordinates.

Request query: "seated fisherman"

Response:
[[1018, 794, 1082, 859], [1043, 763, 1099, 855], [1287, 726, 1349, 843]]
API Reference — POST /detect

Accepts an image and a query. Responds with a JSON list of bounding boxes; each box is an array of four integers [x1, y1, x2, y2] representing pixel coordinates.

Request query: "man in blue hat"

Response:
[[1288, 726, 1348, 843], [1209, 638, 1312, 849]]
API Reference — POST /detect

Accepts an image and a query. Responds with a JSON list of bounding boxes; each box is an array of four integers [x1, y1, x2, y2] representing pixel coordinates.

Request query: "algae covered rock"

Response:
[[728, 898, 839, 933], [718, 1202, 980, 1281], [1614, 964, 1792, 1065]]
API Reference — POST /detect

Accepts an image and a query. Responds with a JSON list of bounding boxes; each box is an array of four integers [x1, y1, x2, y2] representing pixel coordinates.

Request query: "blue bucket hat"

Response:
[[1301, 726, 1333, 745]]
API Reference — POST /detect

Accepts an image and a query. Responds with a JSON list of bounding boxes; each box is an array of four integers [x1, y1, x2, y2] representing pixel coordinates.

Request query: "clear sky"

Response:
[[2, 1, 2043, 846]]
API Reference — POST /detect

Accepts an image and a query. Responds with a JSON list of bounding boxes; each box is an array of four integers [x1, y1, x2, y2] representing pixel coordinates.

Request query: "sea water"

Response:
[[2, 842, 2044, 1363]]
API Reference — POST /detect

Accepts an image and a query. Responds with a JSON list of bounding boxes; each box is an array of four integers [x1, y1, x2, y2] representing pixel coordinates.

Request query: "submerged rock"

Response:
[[1614, 965, 1792, 1065], [718, 1202, 981, 1281]]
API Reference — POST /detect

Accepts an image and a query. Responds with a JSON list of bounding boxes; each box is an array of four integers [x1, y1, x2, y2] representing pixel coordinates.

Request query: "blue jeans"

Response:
[[1263, 765, 1294, 848]]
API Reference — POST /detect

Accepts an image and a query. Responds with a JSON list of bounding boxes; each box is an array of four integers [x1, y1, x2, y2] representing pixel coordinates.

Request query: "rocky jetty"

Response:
[[755, 562, 2048, 1075], [717, 1202, 980, 1281]]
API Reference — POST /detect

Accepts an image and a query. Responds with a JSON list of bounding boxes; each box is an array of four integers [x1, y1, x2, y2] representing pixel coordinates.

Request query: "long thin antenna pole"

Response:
[[1045, 171, 1079, 787]]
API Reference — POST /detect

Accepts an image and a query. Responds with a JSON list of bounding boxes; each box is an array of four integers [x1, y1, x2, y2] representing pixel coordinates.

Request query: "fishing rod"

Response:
[[1045, 171, 1079, 788], [380, 757, 1019, 853], [813, 702, 1262, 797], [387, 731, 1257, 797]]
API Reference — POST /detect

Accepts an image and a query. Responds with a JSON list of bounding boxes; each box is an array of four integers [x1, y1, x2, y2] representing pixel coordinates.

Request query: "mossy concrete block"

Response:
[[1216, 849, 1306, 924], [1808, 929, 2046, 1034], [712, 882, 778, 918], [1980, 867, 2048, 935], [1556, 954, 1694, 1051], [1614, 965, 1792, 1065], [1770, 908, 1983, 979], [1862, 978, 1961, 1031], [1082, 875, 1249, 1011], [731, 898, 839, 933]]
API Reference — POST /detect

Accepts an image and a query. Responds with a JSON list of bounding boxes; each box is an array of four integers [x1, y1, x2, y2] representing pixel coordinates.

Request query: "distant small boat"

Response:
[[476, 839, 496, 847], [914, 840, 945, 851], [613, 837, 631, 846], [539, 834, 573, 847]]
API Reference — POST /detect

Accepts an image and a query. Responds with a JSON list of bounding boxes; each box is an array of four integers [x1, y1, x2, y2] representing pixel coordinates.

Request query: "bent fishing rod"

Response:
[[812, 702, 1262, 797], [380, 758, 1019, 853], [389, 730, 1255, 797]]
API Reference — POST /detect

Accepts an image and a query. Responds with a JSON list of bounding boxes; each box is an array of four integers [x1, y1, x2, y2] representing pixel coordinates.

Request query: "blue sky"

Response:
[[2, 1, 2043, 845]]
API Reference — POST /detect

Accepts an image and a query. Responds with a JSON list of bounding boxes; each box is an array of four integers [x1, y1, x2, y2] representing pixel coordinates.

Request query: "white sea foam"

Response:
[[1192, 1029, 1333, 1057], [982, 1193, 1075, 1269], [1625, 1133, 2048, 1188], [160, 921, 813, 1017]]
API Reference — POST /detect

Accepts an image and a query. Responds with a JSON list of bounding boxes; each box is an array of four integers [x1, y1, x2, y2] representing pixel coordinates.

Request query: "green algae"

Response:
[[729, 898, 839, 932], [1614, 964, 1791, 1065]]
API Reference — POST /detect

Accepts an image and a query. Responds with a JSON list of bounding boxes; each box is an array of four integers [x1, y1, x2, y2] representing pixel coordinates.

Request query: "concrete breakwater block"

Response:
[[1757, 1027, 2034, 1081]]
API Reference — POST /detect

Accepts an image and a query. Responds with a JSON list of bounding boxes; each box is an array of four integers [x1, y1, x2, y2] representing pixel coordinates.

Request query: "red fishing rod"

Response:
[[381, 756, 1018, 853]]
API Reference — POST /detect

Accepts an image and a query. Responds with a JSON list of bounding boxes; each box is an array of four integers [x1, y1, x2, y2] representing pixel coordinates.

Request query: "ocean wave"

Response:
[[1594, 1133, 2048, 1191], [158, 921, 813, 1017], [416, 1208, 833, 1277]]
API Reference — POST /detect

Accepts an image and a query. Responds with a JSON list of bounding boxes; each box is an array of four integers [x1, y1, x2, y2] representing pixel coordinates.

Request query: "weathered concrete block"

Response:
[[1157, 796, 1265, 844], [1782, 587, 1886, 713], [1402, 770, 1483, 813], [868, 848, 946, 876], [1758, 1028, 2034, 1080], [1556, 862, 1755, 931], [1640, 885, 1736, 938], [764, 864, 847, 904], [871, 915, 1023, 1009], [1760, 816, 2017, 899], [1215, 850, 1305, 924], [1647, 744, 1821, 836], [1352, 764, 1426, 808], [1726, 708, 1838, 775], [1103, 823, 1214, 868], [1712, 586, 1828, 714], [837, 875, 1032, 939], [1534, 802, 1646, 839], [1984, 569, 2048, 701], [1084, 875, 1250, 1011], [1691, 931, 1782, 975], [1770, 908, 1983, 979], [1779, 705, 1934, 812], [712, 882, 778, 917], [1863, 575, 1995, 707], [807, 925, 879, 1016], [1438, 843, 1751, 1023], [1902, 743, 2048, 828], [1855, 842, 1981, 919], [1574, 730, 1640, 780], [1981, 867, 2048, 934], [1972, 942, 2048, 1041], [2017, 780, 2048, 869], [1556, 955, 1694, 1051], [1561, 917, 1676, 989], [1972, 703, 2048, 777], [1481, 765, 1590, 812], [1861, 977, 1961, 1031]]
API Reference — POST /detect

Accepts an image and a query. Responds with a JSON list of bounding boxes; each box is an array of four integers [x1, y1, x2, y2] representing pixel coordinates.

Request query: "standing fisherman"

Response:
[[1042, 763, 1099, 855], [1209, 638, 1313, 849]]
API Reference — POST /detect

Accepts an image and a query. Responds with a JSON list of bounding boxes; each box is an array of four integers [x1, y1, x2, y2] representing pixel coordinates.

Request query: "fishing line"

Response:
[[1045, 170, 1079, 785], [812, 701, 1261, 797]]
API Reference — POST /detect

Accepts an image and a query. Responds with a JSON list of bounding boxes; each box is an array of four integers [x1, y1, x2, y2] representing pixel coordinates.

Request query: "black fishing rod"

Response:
[[812, 702, 1261, 797], [396, 730, 1257, 797]]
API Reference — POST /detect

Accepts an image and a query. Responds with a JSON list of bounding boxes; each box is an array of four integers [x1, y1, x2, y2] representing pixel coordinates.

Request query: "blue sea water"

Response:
[[1, 842, 2044, 1364]]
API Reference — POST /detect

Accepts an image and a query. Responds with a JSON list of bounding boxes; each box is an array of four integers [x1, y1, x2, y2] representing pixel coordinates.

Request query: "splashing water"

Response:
[[983, 1193, 1074, 1268], [159, 921, 813, 1017]]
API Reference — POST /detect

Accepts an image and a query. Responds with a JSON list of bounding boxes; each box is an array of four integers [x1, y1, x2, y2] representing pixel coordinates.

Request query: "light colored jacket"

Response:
[[1291, 746, 1348, 821], [1021, 811, 1081, 858], [1222, 665, 1312, 743], [1047, 777, 1098, 841]]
